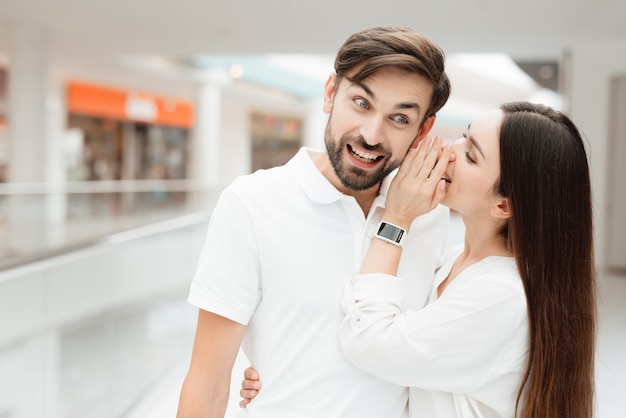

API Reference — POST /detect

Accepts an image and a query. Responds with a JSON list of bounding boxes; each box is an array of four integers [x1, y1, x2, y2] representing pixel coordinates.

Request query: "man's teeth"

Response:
[[352, 148, 379, 161]]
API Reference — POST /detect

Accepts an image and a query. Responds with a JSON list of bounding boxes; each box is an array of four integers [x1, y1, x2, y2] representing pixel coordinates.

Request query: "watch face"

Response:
[[377, 222, 404, 243]]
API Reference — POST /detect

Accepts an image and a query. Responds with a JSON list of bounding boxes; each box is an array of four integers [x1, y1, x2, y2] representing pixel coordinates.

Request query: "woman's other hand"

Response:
[[239, 367, 261, 408]]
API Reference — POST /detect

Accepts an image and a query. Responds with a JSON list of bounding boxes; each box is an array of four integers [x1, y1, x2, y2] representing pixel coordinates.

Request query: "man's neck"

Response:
[[312, 151, 381, 216], [353, 188, 380, 217]]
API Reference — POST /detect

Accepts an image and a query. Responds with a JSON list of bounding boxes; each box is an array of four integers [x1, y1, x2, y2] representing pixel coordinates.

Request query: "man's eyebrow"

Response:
[[397, 101, 421, 111], [354, 80, 422, 113], [355, 80, 375, 100]]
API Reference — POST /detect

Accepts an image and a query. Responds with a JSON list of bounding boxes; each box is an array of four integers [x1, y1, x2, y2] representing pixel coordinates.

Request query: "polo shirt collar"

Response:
[[287, 147, 343, 204], [287, 147, 397, 207]]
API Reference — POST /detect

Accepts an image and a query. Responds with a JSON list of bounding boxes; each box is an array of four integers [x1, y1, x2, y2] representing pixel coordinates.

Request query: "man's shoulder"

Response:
[[229, 164, 291, 192], [226, 148, 326, 201]]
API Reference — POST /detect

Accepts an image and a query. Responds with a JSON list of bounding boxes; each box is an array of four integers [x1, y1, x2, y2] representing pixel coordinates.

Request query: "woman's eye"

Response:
[[354, 98, 369, 109], [465, 150, 477, 164], [392, 115, 409, 124]]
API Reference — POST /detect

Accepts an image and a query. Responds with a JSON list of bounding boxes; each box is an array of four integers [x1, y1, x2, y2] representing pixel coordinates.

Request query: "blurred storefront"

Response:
[[250, 111, 302, 172], [66, 81, 193, 181]]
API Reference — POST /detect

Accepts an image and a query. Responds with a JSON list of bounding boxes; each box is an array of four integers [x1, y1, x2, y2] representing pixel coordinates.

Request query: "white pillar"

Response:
[[565, 40, 626, 270], [46, 77, 68, 186], [303, 97, 327, 150], [191, 70, 231, 188], [194, 83, 221, 187], [5, 22, 69, 254], [45, 78, 68, 223], [7, 22, 51, 183]]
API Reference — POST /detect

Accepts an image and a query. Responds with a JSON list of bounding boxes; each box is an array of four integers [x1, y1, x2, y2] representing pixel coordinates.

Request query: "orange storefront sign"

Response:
[[67, 81, 194, 128]]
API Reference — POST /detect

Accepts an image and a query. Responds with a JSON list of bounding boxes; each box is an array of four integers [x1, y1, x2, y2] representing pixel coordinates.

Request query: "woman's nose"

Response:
[[447, 141, 458, 162], [453, 136, 465, 145]]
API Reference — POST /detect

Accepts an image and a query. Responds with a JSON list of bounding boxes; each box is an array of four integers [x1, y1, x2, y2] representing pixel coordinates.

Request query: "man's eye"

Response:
[[354, 98, 369, 109], [392, 115, 409, 124]]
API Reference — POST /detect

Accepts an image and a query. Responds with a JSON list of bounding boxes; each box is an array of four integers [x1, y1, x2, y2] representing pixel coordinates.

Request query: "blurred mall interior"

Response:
[[0, 1, 625, 417]]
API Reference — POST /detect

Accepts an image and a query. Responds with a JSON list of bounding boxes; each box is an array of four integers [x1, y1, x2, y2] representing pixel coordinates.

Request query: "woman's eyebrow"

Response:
[[466, 123, 485, 158], [469, 136, 485, 159]]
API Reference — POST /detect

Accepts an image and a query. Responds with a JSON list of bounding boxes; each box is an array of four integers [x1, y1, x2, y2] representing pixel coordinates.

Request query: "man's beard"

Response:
[[324, 117, 400, 191]]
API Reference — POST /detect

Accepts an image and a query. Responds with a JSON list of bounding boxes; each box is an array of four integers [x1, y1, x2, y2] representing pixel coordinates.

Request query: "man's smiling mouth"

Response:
[[347, 144, 384, 163]]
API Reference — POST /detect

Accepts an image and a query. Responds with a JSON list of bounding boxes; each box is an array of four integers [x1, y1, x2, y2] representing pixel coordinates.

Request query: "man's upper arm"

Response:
[[191, 309, 245, 372], [177, 309, 246, 417]]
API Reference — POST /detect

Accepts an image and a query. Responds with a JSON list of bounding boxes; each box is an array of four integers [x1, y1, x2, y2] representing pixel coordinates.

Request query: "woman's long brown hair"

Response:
[[497, 102, 596, 417]]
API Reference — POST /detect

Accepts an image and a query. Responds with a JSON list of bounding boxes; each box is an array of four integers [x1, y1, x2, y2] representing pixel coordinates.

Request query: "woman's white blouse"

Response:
[[339, 246, 529, 418]]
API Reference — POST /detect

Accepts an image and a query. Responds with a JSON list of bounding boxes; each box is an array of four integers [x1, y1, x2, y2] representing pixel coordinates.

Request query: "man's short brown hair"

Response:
[[334, 26, 451, 120]]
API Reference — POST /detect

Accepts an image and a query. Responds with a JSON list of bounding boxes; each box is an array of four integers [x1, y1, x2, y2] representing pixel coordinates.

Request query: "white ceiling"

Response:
[[0, 0, 624, 125], [1, 0, 625, 59]]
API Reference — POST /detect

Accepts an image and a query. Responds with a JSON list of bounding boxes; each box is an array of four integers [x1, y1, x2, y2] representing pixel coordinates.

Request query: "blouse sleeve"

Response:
[[338, 267, 527, 393]]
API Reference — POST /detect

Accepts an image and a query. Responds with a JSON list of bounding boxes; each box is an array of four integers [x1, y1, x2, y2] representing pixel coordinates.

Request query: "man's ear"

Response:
[[411, 115, 436, 148], [322, 73, 337, 114], [491, 198, 512, 219]]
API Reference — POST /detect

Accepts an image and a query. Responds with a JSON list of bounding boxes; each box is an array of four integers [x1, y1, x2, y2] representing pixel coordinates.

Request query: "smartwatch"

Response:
[[375, 221, 406, 246]]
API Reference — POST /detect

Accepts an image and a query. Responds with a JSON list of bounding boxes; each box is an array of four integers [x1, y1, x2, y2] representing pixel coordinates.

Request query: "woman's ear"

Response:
[[491, 198, 512, 219]]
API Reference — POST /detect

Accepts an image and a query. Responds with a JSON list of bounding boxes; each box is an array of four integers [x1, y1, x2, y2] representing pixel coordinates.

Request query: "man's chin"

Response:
[[339, 171, 384, 192]]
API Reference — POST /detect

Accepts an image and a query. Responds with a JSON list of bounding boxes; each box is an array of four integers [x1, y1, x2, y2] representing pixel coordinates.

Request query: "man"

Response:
[[177, 26, 451, 418]]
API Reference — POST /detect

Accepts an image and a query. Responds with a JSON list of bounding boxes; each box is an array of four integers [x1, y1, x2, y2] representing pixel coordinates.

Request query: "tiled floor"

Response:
[[0, 291, 198, 418]]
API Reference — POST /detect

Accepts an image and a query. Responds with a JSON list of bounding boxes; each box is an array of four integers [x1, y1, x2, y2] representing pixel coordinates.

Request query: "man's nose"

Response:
[[359, 118, 385, 146]]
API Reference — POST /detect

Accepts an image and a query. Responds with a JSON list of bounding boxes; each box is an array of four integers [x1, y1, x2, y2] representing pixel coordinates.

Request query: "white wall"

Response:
[[606, 76, 626, 270], [566, 39, 626, 270]]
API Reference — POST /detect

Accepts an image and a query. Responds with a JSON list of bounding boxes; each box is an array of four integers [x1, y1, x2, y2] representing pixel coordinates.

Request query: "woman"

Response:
[[240, 102, 597, 417]]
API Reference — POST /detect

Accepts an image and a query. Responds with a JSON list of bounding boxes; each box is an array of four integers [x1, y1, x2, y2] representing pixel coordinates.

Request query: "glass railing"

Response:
[[0, 180, 225, 417], [0, 180, 223, 270]]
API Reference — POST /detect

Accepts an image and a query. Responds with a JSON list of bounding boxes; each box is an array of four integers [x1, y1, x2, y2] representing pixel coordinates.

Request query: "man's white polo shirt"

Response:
[[188, 147, 449, 418]]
